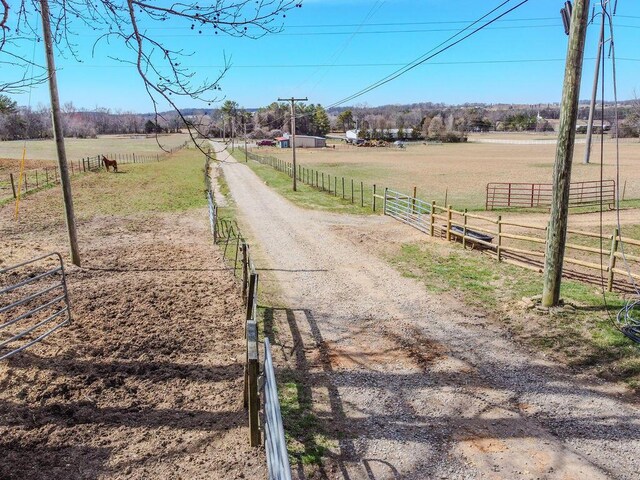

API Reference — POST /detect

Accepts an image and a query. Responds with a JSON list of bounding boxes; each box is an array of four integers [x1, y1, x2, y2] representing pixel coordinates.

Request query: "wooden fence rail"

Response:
[[385, 189, 639, 292]]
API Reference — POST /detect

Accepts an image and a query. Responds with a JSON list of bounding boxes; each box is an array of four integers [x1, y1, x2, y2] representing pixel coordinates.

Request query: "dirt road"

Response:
[[214, 144, 640, 480]]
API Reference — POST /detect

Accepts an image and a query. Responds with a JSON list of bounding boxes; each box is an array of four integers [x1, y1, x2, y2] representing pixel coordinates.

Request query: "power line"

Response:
[[145, 23, 561, 37], [326, 0, 531, 109], [52, 56, 640, 69], [139, 16, 559, 30]]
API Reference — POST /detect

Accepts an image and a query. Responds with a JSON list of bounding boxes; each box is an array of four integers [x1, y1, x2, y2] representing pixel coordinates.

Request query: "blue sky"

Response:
[[6, 0, 640, 112]]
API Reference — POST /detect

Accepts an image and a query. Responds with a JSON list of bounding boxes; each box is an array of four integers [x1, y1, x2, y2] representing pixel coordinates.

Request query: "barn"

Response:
[[293, 135, 326, 148], [276, 135, 326, 148]]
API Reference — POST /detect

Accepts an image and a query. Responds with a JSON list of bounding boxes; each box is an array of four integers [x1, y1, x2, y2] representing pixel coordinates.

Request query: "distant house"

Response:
[[275, 136, 290, 148]]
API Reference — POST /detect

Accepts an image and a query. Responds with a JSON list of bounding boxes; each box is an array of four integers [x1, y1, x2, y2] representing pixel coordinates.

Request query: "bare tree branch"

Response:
[[0, 0, 303, 156]]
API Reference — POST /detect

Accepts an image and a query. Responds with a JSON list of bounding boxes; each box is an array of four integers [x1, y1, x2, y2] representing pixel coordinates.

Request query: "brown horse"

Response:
[[102, 155, 118, 172]]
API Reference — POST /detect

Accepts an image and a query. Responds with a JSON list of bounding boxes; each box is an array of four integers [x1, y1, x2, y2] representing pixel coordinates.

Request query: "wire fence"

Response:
[[0, 252, 72, 360], [1, 141, 190, 202], [242, 148, 381, 212], [205, 158, 292, 477]]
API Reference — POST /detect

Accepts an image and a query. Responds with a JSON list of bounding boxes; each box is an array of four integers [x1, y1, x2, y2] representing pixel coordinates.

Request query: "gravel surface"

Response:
[[214, 143, 640, 480]]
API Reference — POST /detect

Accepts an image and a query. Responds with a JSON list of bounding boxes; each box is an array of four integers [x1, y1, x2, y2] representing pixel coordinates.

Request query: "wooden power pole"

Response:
[[278, 97, 307, 192], [542, 0, 590, 307], [40, 0, 81, 267], [583, 2, 606, 164]]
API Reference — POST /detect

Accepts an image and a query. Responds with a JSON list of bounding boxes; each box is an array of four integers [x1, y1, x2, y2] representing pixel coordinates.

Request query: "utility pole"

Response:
[[40, 0, 81, 267], [583, 2, 607, 164], [278, 96, 307, 192], [243, 117, 248, 162], [231, 118, 235, 152], [542, 0, 590, 307]]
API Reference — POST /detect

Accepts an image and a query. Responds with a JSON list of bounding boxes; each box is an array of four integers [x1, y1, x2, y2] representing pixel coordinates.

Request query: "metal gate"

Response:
[[263, 337, 292, 480], [0, 252, 72, 360], [383, 188, 433, 234]]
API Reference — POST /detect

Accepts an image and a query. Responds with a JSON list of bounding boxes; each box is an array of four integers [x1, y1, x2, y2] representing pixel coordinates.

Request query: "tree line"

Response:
[[1, 94, 638, 142]]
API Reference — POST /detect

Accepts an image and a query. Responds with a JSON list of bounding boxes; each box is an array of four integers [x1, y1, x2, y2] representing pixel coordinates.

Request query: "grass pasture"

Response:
[[0, 133, 190, 168], [255, 135, 640, 210]]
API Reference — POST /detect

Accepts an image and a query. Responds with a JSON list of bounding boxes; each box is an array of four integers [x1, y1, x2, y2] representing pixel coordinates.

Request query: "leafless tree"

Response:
[[1, 0, 302, 156]]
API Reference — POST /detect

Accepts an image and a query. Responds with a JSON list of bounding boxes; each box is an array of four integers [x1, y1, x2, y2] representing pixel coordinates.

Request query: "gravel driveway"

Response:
[[214, 143, 640, 480]]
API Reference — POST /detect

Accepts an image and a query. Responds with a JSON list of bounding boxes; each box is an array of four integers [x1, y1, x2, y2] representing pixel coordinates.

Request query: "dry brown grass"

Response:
[[257, 136, 640, 209]]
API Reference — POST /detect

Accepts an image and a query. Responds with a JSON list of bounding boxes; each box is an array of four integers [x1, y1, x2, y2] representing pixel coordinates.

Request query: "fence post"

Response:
[[373, 184, 377, 212], [133, 153, 136, 163], [45, 168, 49, 184], [23, 172, 28, 192], [446, 205, 452, 241], [246, 319, 260, 447], [351, 179, 354, 204], [531, 183, 535, 208], [497, 216, 503, 262], [234, 236, 241, 274], [342, 177, 345, 199], [429, 201, 436, 237], [361, 181, 364, 207], [462, 209, 468, 249], [316, 171, 318, 187], [241, 242, 248, 301], [35, 169, 39, 188], [246, 273, 257, 323], [412, 186, 417, 214], [383, 187, 388, 215], [322, 172, 325, 191], [607, 227, 619, 291], [485, 183, 489, 210], [213, 205, 218, 242], [9, 173, 16, 198]]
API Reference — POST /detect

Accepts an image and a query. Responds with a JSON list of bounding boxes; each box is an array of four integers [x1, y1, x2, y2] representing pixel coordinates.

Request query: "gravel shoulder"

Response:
[[214, 143, 640, 480]]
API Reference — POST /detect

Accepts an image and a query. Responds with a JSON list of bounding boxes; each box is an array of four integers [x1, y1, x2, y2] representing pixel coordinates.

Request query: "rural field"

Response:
[[255, 135, 640, 210], [0, 148, 265, 479], [0, 133, 190, 172]]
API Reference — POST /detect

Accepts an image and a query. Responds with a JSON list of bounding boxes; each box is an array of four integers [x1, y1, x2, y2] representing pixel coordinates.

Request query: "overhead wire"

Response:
[[326, 0, 530, 109], [243, 0, 533, 134], [592, 1, 640, 342], [296, 0, 386, 96]]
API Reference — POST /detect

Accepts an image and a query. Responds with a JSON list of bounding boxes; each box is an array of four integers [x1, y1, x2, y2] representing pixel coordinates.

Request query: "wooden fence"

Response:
[[486, 179, 616, 210], [384, 188, 640, 292], [1, 141, 189, 203], [206, 158, 291, 470]]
